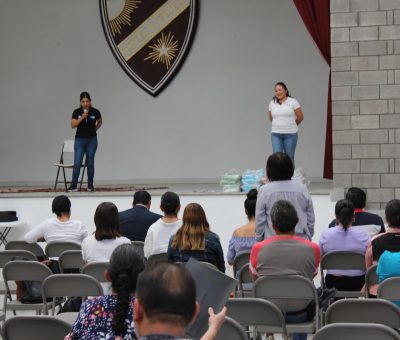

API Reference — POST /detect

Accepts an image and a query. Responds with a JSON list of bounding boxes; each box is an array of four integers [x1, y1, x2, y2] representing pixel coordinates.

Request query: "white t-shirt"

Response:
[[24, 217, 88, 244], [144, 219, 182, 258], [81, 235, 131, 263], [268, 97, 301, 134]]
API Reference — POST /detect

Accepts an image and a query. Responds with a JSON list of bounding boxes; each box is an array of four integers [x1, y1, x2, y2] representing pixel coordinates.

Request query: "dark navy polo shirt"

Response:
[[71, 107, 101, 138]]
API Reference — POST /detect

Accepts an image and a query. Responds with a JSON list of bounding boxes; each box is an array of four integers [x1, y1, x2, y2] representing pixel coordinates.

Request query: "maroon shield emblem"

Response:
[[100, 0, 198, 96]]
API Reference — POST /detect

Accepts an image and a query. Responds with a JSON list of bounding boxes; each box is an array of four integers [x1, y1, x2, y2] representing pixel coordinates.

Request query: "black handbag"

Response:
[[0, 211, 17, 222]]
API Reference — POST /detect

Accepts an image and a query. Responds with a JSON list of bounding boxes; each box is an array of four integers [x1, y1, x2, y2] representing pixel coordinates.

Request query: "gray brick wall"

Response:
[[331, 0, 400, 208]]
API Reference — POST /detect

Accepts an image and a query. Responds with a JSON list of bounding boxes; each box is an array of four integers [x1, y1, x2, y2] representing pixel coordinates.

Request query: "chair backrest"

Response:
[[3, 260, 52, 283], [82, 262, 109, 282], [58, 250, 85, 273], [253, 275, 318, 315], [131, 241, 145, 257], [146, 252, 168, 266], [325, 298, 400, 328], [232, 251, 250, 276], [377, 277, 400, 301], [62, 140, 75, 153], [215, 316, 248, 340], [225, 298, 287, 336], [237, 263, 252, 297], [313, 323, 400, 340], [320, 251, 366, 273], [45, 241, 81, 258], [0, 250, 37, 267], [3, 315, 71, 340], [365, 264, 378, 297], [5, 241, 45, 259]]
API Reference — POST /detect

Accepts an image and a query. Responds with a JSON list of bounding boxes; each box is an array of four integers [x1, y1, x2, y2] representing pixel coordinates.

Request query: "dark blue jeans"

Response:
[[285, 311, 308, 340], [72, 137, 97, 186], [271, 132, 298, 166]]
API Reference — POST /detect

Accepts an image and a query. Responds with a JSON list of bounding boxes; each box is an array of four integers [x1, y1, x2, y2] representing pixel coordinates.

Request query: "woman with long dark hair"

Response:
[[268, 82, 304, 165], [69, 91, 102, 192], [66, 244, 145, 339], [167, 203, 225, 272]]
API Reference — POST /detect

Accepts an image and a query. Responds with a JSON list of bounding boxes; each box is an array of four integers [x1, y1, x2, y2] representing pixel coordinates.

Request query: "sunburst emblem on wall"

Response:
[[144, 32, 179, 70], [107, 0, 141, 36]]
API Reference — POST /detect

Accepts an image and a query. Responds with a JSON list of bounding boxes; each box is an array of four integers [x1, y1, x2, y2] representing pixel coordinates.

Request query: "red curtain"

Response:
[[293, 0, 332, 179]]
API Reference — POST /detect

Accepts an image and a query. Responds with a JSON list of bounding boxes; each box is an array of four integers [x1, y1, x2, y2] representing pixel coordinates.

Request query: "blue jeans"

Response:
[[285, 311, 308, 340], [271, 132, 298, 166], [72, 137, 98, 186]]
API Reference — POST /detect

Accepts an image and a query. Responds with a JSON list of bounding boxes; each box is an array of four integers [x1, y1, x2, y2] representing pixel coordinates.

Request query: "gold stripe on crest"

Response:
[[117, 0, 190, 62]]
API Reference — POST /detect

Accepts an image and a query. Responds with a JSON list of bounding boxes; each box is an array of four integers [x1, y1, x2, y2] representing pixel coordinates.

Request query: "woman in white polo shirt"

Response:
[[268, 82, 304, 165]]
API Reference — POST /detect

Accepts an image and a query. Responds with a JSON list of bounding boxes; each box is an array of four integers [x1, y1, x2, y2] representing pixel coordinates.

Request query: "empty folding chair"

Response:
[[325, 298, 400, 328], [226, 298, 287, 339], [377, 277, 400, 304], [5, 241, 46, 260], [320, 251, 366, 298], [313, 323, 400, 340], [364, 264, 378, 297], [2, 315, 71, 340], [215, 316, 248, 340], [58, 250, 85, 273], [42, 273, 103, 325], [82, 262, 109, 283], [45, 241, 81, 258], [253, 275, 319, 335], [2, 260, 53, 316], [131, 241, 145, 257]]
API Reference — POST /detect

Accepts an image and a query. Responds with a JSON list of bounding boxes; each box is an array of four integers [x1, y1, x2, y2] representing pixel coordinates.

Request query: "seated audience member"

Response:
[[66, 244, 145, 339], [328, 187, 385, 235], [82, 202, 131, 263], [320, 199, 370, 291], [168, 203, 226, 273], [255, 152, 315, 241], [365, 199, 400, 296], [24, 195, 88, 244], [377, 250, 400, 307], [226, 189, 257, 265], [144, 191, 181, 258], [250, 200, 320, 340], [134, 262, 226, 340], [119, 190, 162, 242]]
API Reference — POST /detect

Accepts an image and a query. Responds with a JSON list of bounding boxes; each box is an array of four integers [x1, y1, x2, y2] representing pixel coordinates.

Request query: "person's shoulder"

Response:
[[288, 97, 300, 107], [90, 107, 101, 114], [293, 236, 320, 249], [118, 236, 132, 245], [82, 234, 95, 245], [360, 211, 383, 222]]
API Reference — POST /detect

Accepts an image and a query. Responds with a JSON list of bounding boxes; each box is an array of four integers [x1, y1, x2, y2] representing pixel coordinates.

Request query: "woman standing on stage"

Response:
[[69, 92, 102, 192], [268, 82, 304, 165]]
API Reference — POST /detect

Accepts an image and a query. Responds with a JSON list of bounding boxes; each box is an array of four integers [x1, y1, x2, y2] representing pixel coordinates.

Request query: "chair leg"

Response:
[[62, 167, 68, 192], [54, 167, 61, 190]]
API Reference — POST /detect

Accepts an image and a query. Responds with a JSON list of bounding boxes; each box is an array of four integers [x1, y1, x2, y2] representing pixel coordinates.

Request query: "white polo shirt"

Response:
[[268, 97, 301, 134]]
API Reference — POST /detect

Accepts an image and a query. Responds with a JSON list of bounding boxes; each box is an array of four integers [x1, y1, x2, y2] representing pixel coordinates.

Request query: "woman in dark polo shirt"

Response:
[[69, 92, 102, 192]]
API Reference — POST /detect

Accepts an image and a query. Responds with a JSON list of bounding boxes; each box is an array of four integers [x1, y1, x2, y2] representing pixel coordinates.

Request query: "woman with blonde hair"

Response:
[[167, 203, 225, 272]]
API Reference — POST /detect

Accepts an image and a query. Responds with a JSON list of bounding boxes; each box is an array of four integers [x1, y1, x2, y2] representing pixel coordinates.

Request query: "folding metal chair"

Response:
[[2, 315, 71, 340], [131, 241, 145, 257], [42, 273, 103, 325], [237, 263, 253, 297], [82, 262, 109, 283], [2, 260, 53, 316], [58, 250, 85, 273], [215, 316, 248, 340], [320, 251, 366, 298], [54, 139, 86, 191], [5, 241, 46, 260], [253, 275, 319, 335], [146, 252, 168, 267], [232, 251, 250, 277], [377, 277, 400, 302], [45, 241, 81, 258], [226, 298, 288, 339], [313, 323, 400, 340], [325, 298, 400, 328], [365, 264, 378, 297]]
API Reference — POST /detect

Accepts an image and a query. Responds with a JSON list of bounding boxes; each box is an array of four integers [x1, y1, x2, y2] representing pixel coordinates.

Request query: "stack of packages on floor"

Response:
[[241, 168, 264, 192], [220, 169, 241, 192]]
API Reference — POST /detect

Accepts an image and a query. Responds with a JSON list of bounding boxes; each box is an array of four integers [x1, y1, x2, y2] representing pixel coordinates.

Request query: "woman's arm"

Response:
[[268, 110, 272, 122], [96, 117, 103, 131], [295, 107, 304, 125]]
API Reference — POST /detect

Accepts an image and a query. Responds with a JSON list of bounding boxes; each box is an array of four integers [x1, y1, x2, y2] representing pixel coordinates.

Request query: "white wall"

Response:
[[0, 0, 329, 184]]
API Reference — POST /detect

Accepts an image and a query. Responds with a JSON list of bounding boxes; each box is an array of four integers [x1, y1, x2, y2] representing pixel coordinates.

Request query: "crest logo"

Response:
[[100, 0, 198, 96]]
